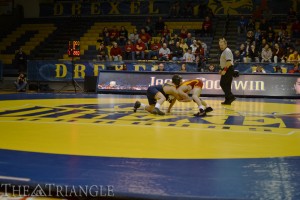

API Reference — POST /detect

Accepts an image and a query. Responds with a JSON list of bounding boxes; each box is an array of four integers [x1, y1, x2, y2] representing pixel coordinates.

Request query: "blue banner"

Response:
[[26, 60, 199, 82]]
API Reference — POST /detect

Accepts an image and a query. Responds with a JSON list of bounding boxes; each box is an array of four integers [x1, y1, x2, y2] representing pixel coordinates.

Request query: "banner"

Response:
[[96, 71, 300, 97], [39, 0, 257, 17], [26, 60, 199, 82], [234, 62, 294, 73]]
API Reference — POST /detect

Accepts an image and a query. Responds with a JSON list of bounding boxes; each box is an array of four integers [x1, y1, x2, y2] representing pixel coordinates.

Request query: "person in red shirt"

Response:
[[139, 28, 151, 49], [202, 16, 212, 36], [109, 26, 119, 42], [148, 39, 161, 60], [110, 42, 122, 61], [288, 63, 300, 73], [135, 39, 146, 60], [291, 19, 300, 38], [124, 40, 135, 60]]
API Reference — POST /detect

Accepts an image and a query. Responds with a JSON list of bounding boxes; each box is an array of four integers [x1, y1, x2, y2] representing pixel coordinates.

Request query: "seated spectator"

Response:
[[259, 18, 269, 37], [246, 18, 256, 32], [195, 41, 206, 71], [148, 39, 161, 60], [237, 15, 247, 34], [261, 44, 272, 62], [156, 63, 165, 71], [288, 63, 300, 73], [173, 34, 180, 44], [15, 47, 27, 73], [185, 33, 193, 47], [118, 26, 128, 46], [139, 28, 151, 49], [110, 42, 122, 61], [254, 66, 266, 73], [179, 26, 188, 39], [124, 40, 135, 60], [97, 43, 108, 61], [180, 63, 187, 72], [103, 31, 111, 46], [202, 16, 212, 36], [272, 43, 284, 63], [266, 26, 275, 44], [158, 43, 171, 61], [180, 38, 189, 53], [14, 72, 27, 92], [198, 40, 208, 56], [170, 41, 184, 61], [246, 30, 255, 44], [238, 43, 247, 62], [234, 50, 242, 63], [128, 28, 139, 44], [161, 25, 171, 41], [109, 26, 119, 42], [248, 44, 260, 62], [182, 48, 195, 62], [135, 39, 146, 60], [190, 40, 198, 54], [287, 50, 300, 64]]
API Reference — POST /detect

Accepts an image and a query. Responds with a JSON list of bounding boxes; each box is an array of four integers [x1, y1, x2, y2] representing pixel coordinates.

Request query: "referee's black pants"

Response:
[[220, 65, 235, 102]]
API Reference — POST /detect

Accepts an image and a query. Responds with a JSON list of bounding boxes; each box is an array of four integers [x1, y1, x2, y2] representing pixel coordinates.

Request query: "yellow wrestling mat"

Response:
[[0, 96, 299, 159]]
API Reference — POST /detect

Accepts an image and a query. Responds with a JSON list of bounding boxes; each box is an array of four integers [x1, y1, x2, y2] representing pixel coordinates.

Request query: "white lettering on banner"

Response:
[[233, 81, 265, 91]]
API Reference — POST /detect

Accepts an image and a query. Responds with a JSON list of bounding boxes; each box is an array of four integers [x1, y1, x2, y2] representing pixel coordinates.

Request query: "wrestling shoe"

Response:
[[228, 97, 236, 104], [133, 101, 141, 112], [205, 107, 213, 113], [152, 108, 165, 115], [194, 109, 206, 117]]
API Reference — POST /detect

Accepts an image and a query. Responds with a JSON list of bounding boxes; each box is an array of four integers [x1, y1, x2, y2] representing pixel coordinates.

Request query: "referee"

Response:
[[219, 38, 236, 105]]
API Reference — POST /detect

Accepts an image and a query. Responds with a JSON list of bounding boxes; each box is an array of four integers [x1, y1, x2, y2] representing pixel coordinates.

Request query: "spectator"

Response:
[[156, 63, 165, 71], [161, 25, 171, 41], [124, 40, 135, 60], [97, 43, 108, 61], [118, 26, 128, 46], [287, 50, 300, 64], [246, 18, 256, 32], [207, 64, 217, 72], [266, 26, 275, 44], [139, 28, 151, 49], [237, 15, 247, 34], [109, 26, 119, 42], [110, 42, 122, 61], [259, 18, 269, 36], [190, 40, 198, 54], [158, 43, 171, 61], [170, 41, 184, 61], [272, 43, 284, 63], [102, 31, 111, 46], [173, 34, 180, 44], [180, 63, 187, 72], [246, 30, 255, 44], [261, 44, 272, 62], [248, 44, 260, 62], [185, 33, 193, 47], [101, 27, 109, 38], [148, 38, 161, 60], [238, 43, 247, 62], [234, 50, 242, 63], [288, 63, 300, 73], [135, 39, 146, 60], [14, 72, 27, 92], [179, 26, 188, 39], [180, 38, 189, 53], [274, 65, 283, 73], [182, 48, 195, 62], [128, 28, 139, 44], [294, 77, 300, 94], [202, 16, 212, 36], [15, 47, 27, 72], [254, 66, 266, 73]]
